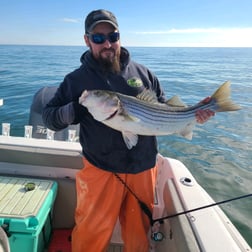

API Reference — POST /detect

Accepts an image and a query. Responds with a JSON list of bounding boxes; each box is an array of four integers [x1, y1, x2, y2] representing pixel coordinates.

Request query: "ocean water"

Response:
[[0, 45, 252, 245]]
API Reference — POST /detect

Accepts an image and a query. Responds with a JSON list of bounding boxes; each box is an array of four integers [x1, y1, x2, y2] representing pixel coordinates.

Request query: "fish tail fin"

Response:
[[211, 81, 241, 112]]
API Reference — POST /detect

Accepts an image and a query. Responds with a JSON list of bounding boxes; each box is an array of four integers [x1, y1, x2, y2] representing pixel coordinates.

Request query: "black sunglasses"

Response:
[[87, 32, 120, 44]]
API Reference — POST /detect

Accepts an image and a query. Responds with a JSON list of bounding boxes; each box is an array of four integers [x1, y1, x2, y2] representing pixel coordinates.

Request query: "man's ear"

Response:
[[84, 34, 91, 47]]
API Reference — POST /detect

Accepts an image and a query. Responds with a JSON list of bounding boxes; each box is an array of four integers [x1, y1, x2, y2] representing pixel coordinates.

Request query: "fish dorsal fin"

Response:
[[166, 95, 188, 108], [136, 90, 159, 103]]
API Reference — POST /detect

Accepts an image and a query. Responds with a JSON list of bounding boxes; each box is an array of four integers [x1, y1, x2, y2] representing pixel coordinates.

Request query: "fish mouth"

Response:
[[104, 109, 118, 121]]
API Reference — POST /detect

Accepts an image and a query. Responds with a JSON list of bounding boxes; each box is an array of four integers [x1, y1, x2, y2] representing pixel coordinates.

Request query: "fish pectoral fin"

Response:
[[122, 131, 138, 149]]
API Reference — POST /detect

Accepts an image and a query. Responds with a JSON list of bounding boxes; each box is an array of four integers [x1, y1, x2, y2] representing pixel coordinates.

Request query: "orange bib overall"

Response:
[[72, 158, 157, 252]]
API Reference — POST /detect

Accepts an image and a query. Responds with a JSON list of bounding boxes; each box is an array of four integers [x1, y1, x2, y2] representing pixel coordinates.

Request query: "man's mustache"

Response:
[[100, 48, 115, 54]]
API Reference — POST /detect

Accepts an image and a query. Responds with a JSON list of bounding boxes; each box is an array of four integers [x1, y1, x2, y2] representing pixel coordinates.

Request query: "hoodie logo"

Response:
[[127, 77, 143, 87]]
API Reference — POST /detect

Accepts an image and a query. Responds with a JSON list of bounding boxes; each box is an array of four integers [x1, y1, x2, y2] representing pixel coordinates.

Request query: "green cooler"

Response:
[[0, 176, 57, 252]]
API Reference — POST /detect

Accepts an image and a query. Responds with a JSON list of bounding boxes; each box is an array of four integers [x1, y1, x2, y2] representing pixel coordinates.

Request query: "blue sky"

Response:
[[1, 0, 252, 47]]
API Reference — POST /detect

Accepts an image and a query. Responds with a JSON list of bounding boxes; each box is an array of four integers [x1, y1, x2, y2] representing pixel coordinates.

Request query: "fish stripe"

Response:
[[119, 94, 215, 124]]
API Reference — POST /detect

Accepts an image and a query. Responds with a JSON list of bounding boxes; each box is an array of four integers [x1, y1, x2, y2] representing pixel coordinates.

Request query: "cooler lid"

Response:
[[0, 176, 54, 219]]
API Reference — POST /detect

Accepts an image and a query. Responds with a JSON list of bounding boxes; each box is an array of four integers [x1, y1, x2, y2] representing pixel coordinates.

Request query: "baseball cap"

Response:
[[85, 9, 119, 34]]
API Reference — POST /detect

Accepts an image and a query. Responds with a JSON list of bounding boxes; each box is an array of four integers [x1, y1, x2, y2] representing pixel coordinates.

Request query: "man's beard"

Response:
[[95, 48, 121, 74]]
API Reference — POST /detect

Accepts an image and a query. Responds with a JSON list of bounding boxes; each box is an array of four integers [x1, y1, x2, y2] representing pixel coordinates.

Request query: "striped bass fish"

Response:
[[79, 81, 241, 149]]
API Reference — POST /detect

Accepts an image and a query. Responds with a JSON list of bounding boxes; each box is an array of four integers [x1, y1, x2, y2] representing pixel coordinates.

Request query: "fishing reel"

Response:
[[151, 231, 164, 242]]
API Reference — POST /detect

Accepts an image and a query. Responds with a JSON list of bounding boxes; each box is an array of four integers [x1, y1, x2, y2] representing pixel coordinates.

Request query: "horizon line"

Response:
[[1, 43, 252, 48]]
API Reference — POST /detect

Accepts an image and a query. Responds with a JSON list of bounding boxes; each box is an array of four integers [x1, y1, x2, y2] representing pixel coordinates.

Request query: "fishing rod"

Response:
[[150, 192, 252, 241], [153, 192, 252, 224]]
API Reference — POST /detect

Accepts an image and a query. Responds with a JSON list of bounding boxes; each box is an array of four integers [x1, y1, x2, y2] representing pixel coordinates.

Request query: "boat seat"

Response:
[[29, 86, 79, 141]]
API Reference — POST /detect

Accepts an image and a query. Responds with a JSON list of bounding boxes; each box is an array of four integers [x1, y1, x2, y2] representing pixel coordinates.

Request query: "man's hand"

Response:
[[195, 109, 215, 124]]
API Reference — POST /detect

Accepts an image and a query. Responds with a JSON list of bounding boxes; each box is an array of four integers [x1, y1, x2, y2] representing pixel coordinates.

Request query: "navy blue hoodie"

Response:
[[43, 47, 166, 173]]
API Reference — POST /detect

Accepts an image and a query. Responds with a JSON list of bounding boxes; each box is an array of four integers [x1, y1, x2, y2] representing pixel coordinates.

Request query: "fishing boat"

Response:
[[0, 89, 251, 252]]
